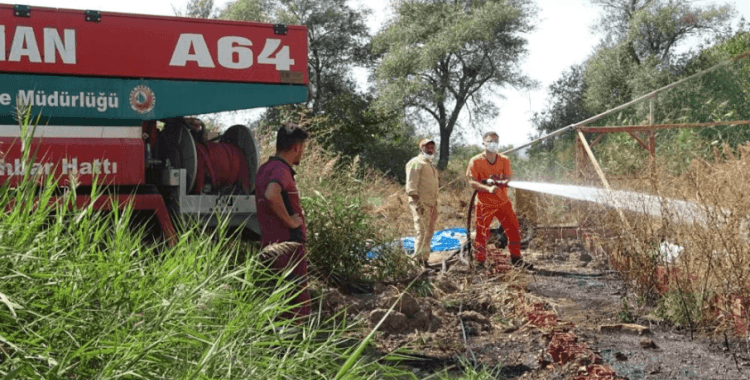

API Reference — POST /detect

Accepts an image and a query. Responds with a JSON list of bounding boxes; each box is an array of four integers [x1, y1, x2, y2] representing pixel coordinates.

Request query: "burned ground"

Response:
[[317, 238, 750, 379]]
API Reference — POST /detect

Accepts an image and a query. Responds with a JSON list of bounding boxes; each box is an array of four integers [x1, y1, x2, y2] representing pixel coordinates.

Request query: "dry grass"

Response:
[[258, 129, 478, 239], [534, 142, 750, 334]]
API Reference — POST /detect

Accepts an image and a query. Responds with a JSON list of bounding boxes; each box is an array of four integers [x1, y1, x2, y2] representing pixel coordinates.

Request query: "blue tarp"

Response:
[[366, 228, 467, 259]]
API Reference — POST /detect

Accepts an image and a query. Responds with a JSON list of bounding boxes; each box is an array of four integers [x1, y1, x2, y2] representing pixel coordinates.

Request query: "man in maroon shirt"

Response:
[[255, 124, 310, 319]]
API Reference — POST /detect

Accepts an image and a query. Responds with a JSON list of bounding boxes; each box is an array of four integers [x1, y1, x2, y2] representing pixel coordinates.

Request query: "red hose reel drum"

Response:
[[195, 142, 250, 194], [158, 119, 258, 195]]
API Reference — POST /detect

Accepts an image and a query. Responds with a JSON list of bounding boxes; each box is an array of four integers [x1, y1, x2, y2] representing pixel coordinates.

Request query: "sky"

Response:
[[9, 0, 750, 149]]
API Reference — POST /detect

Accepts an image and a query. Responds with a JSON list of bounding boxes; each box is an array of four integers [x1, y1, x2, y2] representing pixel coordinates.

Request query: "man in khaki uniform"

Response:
[[405, 138, 439, 267]]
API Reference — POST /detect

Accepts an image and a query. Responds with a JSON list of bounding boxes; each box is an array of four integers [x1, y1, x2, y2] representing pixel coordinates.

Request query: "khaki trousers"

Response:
[[409, 202, 438, 261]]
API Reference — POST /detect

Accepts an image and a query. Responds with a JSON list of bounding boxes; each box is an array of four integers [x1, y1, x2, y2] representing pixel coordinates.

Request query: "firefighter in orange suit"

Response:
[[466, 132, 533, 271], [405, 138, 439, 267]]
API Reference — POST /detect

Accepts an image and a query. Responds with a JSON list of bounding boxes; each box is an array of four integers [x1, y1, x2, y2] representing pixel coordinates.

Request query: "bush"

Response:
[[654, 290, 705, 327], [303, 192, 379, 283]]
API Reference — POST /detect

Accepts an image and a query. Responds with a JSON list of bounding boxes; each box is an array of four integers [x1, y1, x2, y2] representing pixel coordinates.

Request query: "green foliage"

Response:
[[256, 99, 414, 183], [513, 138, 576, 182], [302, 192, 381, 284], [224, 0, 372, 115], [449, 143, 482, 162], [654, 128, 705, 174], [654, 290, 704, 327], [372, 0, 537, 169], [527, 1, 747, 179], [313, 91, 413, 182], [177, 0, 215, 18], [626, 1, 735, 63], [435, 358, 508, 380], [689, 30, 750, 68], [531, 64, 591, 150], [220, 0, 272, 22], [594, 131, 649, 176], [360, 132, 419, 184], [367, 245, 414, 283], [618, 296, 635, 323], [583, 43, 638, 115], [227, 0, 409, 181], [591, 0, 736, 64], [579, 0, 737, 117], [412, 279, 435, 298], [678, 31, 750, 147], [0, 197, 408, 378]]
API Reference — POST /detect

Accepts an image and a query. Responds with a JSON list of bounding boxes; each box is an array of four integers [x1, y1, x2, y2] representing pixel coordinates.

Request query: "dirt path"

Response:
[[526, 250, 750, 380]]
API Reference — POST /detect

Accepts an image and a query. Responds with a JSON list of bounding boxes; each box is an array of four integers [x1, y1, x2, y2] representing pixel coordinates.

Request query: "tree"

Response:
[[582, 42, 639, 114], [372, 0, 537, 169], [582, 0, 736, 115], [174, 0, 215, 18], [680, 30, 750, 145], [590, 0, 735, 65], [531, 64, 591, 150], [222, 0, 371, 114], [220, 0, 273, 22]]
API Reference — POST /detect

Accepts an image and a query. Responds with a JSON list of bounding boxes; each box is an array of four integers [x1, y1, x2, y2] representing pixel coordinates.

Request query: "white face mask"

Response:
[[420, 151, 434, 160], [485, 142, 499, 153]]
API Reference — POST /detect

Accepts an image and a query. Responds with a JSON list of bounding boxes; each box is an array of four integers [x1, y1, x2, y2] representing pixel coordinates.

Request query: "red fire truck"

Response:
[[0, 4, 309, 241]]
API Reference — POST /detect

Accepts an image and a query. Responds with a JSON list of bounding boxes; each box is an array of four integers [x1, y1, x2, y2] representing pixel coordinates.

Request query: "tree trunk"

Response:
[[437, 125, 451, 170]]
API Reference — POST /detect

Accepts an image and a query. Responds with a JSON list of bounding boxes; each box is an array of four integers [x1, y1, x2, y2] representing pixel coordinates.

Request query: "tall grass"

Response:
[[0, 116, 411, 378]]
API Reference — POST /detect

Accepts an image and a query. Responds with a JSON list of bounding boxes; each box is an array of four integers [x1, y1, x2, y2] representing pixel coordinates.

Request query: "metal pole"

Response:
[[579, 119, 750, 133], [502, 51, 750, 156]]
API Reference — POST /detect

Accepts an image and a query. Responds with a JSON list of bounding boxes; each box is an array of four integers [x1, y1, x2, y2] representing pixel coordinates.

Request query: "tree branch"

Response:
[[418, 104, 440, 122]]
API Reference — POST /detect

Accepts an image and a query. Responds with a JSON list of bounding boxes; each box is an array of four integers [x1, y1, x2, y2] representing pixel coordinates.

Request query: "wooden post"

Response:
[[649, 98, 656, 179], [577, 129, 632, 229], [627, 131, 650, 150], [577, 130, 611, 190], [590, 133, 605, 148], [649, 97, 653, 126], [576, 132, 587, 181]]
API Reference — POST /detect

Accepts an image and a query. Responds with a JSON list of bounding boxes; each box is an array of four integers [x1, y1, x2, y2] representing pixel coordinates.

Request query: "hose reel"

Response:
[[157, 118, 259, 194]]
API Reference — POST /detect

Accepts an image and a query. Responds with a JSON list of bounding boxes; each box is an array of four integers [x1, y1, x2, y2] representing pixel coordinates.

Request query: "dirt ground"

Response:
[[320, 238, 750, 379], [527, 247, 750, 380]]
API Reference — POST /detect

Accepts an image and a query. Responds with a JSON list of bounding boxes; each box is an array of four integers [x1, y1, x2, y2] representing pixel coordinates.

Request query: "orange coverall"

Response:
[[466, 153, 522, 264]]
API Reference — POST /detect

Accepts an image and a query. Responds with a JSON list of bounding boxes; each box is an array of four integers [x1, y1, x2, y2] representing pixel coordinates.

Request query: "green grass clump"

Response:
[[0, 115, 408, 379], [0, 185, 410, 378]]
